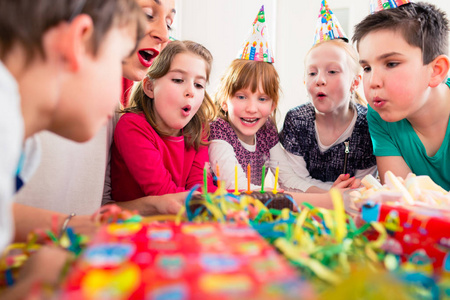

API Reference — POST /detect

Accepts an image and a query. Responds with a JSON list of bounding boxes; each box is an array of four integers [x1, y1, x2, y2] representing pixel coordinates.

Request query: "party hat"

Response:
[[313, 0, 348, 45], [236, 5, 274, 63], [370, 0, 411, 14]]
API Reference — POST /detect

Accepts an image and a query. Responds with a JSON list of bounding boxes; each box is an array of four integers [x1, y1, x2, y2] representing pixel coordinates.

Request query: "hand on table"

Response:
[[151, 191, 190, 215], [332, 174, 362, 190]]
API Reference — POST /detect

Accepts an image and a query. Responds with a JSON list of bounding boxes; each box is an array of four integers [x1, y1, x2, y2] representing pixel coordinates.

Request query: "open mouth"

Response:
[[241, 118, 259, 124], [182, 105, 191, 116], [138, 49, 159, 67], [317, 92, 326, 98]]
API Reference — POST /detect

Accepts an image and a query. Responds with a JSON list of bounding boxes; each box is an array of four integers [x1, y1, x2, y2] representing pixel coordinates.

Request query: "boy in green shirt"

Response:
[[353, 2, 450, 190]]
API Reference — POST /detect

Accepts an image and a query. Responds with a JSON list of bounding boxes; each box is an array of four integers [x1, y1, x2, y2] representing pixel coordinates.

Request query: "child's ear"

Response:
[[429, 55, 450, 88], [56, 15, 94, 72], [351, 74, 362, 92], [221, 101, 228, 112], [143, 77, 155, 98]]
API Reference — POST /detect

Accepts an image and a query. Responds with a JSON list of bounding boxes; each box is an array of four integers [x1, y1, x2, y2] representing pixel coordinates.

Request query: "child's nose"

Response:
[[369, 70, 382, 89], [316, 73, 326, 86], [245, 99, 258, 112], [184, 85, 194, 98]]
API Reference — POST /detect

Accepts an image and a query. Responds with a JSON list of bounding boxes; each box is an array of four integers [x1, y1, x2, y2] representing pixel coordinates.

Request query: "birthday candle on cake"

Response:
[[260, 163, 266, 193], [203, 163, 208, 195], [233, 163, 240, 195], [272, 163, 279, 194], [246, 163, 252, 194], [216, 162, 221, 190]]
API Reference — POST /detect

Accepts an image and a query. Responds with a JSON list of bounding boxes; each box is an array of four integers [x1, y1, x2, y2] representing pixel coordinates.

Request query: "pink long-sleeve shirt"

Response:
[[111, 112, 214, 201]]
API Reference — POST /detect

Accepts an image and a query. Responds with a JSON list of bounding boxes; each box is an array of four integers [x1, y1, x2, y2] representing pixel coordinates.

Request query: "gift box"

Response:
[[362, 202, 450, 274], [61, 222, 313, 300]]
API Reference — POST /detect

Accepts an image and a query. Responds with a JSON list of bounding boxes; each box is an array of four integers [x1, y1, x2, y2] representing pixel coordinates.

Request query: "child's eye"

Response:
[[386, 62, 399, 68], [172, 78, 183, 83], [329, 70, 338, 74], [362, 66, 371, 73], [194, 83, 204, 89], [146, 13, 154, 21], [258, 97, 269, 102], [167, 22, 172, 31], [308, 72, 317, 76], [236, 95, 246, 100]]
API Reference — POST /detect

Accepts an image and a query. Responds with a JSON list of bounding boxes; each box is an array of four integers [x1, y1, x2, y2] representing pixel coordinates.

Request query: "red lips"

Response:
[[137, 48, 160, 68]]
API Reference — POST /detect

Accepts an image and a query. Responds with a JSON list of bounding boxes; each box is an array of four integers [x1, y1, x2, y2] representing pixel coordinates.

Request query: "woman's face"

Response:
[[122, 0, 176, 81]]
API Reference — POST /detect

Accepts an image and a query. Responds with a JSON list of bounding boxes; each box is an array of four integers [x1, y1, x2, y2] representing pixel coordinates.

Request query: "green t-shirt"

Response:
[[367, 79, 450, 191]]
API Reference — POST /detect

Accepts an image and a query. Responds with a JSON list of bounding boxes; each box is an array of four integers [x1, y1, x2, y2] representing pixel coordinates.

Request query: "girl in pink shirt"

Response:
[[111, 40, 216, 201]]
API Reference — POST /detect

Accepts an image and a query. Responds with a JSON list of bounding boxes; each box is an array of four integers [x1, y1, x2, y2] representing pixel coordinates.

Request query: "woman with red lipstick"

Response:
[[279, 39, 377, 193], [121, 0, 176, 106], [110, 40, 216, 200]]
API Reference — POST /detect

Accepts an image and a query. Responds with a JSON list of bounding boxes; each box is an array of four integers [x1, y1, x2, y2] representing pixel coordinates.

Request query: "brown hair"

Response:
[[215, 59, 280, 124], [353, 2, 449, 65], [125, 40, 216, 151], [306, 39, 367, 106], [0, 0, 147, 63]]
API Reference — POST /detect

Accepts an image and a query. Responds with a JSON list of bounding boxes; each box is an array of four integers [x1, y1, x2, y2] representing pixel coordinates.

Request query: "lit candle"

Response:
[[215, 162, 221, 190], [246, 163, 252, 194], [272, 164, 279, 194], [203, 162, 208, 195], [233, 163, 240, 195], [260, 164, 266, 193]]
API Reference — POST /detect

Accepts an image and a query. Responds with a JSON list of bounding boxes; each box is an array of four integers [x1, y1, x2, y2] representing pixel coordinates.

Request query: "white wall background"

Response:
[[171, 0, 450, 126]]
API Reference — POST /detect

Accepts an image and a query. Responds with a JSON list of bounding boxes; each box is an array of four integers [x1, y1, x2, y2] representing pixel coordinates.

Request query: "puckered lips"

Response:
[[372, 96, 387, 108], [181, 105, 192, 117], [138, 48, 159, 68]]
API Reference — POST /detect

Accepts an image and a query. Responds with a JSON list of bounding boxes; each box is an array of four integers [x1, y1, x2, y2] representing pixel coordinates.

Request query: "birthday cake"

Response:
[[246, 191, 294, 210], [191, 191, 294, 214]]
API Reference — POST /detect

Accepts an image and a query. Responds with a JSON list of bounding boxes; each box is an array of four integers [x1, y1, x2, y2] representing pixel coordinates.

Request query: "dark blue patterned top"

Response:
[[279, 103, 376, 182]]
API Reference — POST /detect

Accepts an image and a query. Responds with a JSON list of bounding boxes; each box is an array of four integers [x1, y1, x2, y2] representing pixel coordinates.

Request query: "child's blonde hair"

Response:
[[305, 39, 367, 106], [125, 40, 217, 151], [215, 59, 280, 125]]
